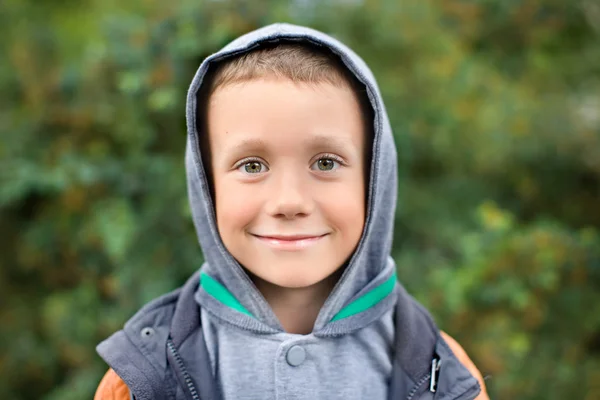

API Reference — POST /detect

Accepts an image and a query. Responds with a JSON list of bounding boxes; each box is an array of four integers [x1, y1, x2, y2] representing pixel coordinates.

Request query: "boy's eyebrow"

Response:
[[230, 138, 268, 152], [227, 134, 354, 153], [303, 134, 354, 151], [306, 134, 348, 146]]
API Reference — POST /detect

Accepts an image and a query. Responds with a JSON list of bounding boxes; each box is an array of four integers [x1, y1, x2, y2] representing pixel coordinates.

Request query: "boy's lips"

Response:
[[249, 233, 329, 251]]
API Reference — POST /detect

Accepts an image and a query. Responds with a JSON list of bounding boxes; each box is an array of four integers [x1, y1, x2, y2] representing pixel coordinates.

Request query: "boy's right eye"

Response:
[[237, 160, 269, 174]]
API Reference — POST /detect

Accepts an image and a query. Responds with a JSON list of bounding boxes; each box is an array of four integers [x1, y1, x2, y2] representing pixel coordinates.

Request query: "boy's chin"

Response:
[[269, 276, 327, 290], [245, 264, 343, 291]]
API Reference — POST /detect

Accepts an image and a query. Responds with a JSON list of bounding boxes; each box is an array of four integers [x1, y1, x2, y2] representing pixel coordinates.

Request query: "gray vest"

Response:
[[97, 271, 481, 400]]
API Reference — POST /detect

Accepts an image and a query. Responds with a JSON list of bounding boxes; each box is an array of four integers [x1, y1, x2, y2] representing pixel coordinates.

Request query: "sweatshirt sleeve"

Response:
[[94, 369, 131, 400]]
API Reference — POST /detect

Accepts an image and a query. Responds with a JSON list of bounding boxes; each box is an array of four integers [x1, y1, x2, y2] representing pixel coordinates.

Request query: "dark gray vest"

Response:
[[97, 272, 481, 400]]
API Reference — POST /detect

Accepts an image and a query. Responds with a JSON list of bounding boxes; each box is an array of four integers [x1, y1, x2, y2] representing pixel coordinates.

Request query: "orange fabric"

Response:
[[440, 331, 490, 400], [94, 334, 488, 400], [94, 369, 130, 400]]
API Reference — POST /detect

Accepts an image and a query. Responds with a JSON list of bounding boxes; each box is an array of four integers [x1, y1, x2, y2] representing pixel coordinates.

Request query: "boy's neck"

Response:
[[250, 269, 343, 335]]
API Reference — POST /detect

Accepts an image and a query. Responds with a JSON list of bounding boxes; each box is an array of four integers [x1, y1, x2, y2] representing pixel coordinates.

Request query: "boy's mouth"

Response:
[[249, 233, 329, 251]]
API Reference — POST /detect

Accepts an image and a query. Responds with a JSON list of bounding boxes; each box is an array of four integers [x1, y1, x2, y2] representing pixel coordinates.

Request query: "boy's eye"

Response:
[[311, 157, 340, 172], [239, 160, 268, 174]]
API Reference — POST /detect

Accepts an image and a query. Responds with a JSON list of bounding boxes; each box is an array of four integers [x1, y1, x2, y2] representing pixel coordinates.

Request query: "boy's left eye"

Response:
[[310, 157, 340, 172]]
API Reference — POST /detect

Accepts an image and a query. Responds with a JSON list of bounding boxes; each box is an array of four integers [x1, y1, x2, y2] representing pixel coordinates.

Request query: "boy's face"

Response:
[[207, 78, 366, 289]]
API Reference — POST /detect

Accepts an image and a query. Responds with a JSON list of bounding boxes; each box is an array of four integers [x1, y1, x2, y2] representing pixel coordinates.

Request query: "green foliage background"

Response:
[[1, 0, 599, 398]]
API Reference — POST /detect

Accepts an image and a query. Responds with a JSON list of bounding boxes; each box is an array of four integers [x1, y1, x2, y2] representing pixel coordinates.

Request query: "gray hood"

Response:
[[186, 23, 398, 333]]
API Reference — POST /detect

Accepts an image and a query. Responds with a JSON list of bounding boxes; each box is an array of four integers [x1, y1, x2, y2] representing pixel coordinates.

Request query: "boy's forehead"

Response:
[[206, 79, 365, 146]]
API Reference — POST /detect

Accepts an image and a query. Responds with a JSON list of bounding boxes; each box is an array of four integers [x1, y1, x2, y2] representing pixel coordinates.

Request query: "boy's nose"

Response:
[[264, 173, 314, 219]]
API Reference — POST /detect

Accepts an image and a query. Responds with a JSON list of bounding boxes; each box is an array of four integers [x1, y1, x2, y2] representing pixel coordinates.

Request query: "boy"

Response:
[[96, 23, 488, 400]]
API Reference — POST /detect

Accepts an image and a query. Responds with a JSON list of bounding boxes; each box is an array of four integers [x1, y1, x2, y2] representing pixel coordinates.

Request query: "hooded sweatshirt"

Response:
[[189, 22, 399, 400], [97, 23, 481, 400]]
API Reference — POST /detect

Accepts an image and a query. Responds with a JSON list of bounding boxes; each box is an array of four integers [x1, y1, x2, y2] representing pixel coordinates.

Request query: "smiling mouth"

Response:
[[250, 233, 329, 251]]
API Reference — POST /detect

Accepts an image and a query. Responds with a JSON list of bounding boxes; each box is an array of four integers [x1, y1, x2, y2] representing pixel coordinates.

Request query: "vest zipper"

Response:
[[407, 356, 479, 400], [406, 372, 431, 400], [429, 357, 441, 393], [167, 339, 201, 400]]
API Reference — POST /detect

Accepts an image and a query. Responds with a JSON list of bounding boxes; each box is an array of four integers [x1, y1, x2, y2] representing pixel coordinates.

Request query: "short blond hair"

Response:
[[197, 42, 374, 190], [205, 43, 366, 98]]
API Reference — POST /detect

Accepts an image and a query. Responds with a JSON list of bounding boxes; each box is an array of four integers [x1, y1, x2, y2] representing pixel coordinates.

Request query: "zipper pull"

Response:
[[430, 357, 442, 393]]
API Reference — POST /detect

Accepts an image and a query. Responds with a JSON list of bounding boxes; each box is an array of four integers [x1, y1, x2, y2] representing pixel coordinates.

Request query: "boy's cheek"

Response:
[[316, 183, 365, 228], [215, 184, 260, 233]]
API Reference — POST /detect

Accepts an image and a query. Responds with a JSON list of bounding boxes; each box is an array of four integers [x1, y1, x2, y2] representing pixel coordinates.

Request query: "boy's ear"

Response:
[[439, 331, 489, 400]]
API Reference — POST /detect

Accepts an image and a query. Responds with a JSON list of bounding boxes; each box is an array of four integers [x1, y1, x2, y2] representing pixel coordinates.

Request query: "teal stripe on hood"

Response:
[[185, 23, 399, 333]]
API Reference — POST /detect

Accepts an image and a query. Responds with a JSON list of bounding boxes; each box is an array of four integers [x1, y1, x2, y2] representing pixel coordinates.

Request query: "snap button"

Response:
[[140, 327, 155, 339], [286, 345, 306, 367]]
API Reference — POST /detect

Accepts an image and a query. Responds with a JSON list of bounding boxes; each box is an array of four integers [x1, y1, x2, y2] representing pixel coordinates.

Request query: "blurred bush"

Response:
[[0, 0, 598, 398]]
